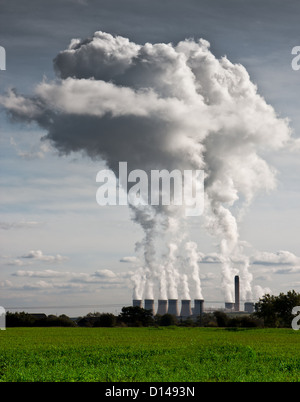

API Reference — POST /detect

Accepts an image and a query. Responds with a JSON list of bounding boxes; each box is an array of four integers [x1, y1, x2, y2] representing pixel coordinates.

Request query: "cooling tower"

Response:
[[156, 299, 168, 315], [144, 299, 155, 314], [244, 302, 255, 313], [225, 302, 234, 310], [167, 299, 179, 316], [132, 299, 142, 308], [194, 299, 204, 316], [180, 300, 192, 317], [234, 275, 240, 312]]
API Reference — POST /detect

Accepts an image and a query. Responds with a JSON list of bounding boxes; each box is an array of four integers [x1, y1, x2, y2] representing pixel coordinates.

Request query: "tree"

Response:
[[254, 290, 300, 327], [43, 314, 76, 327], [6, 311, 36, 327], [94, 313, 116, 327], [214, 311, 229, 327], [118, 306, 154, 327], [159, 313, 177, 326], [5, 312, 76, 327]]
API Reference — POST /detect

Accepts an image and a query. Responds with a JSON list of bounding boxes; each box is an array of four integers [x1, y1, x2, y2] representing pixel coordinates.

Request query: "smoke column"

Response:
[[185, 241, 203, 300], [0, 31, 293, 302]]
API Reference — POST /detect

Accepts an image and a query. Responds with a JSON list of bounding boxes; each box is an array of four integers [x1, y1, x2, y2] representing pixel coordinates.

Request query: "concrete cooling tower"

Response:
[[156, 299, 168, 315], [225, 302, 234, 310], [244, 302, 255, 313], [193, 299, 204, 316], [167, 299, 179, 316], [144, 299, 155, 314], [132, 299, 142, 308], [180, 300, 192, 317]]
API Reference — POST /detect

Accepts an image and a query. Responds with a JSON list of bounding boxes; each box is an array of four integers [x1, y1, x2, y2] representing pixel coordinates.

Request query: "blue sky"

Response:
[[1, 0, 300, 316]]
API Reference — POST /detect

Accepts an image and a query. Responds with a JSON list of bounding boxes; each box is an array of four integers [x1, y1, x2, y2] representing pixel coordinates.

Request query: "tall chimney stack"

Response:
[[167, 299, 179, 316], [180, 300, 192, 317], [144, 299, 155, 315], [156, 299, 168, 315], [234, 275, 240, 312]]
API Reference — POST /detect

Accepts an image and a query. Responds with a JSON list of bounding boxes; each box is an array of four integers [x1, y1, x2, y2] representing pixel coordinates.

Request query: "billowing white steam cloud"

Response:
[[0, 31, 293, 302]]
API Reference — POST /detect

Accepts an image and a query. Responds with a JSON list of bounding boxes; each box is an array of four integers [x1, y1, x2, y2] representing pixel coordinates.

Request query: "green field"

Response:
[[1, 327, 300, 382]]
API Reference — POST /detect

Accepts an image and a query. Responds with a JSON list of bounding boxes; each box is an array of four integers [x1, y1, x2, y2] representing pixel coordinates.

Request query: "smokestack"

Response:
[[156, 299, 168, 315], [193, 299, 204, 317], [180, 300, 192, 317], [144, 299, 155, 315], [132, 299, 142, 308], [234, 275, 240, 312], [167, 299, 179, 316]]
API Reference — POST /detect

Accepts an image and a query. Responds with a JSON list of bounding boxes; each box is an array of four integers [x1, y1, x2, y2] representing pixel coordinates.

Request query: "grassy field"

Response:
[[0, 326, 300, 382]]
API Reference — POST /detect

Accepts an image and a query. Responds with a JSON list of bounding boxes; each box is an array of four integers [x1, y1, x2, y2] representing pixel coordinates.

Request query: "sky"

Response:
[[0, 0, 300, 317]]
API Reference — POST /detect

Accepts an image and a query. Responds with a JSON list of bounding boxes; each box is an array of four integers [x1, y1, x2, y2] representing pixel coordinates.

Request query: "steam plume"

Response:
[[0, 31, 293, 302]]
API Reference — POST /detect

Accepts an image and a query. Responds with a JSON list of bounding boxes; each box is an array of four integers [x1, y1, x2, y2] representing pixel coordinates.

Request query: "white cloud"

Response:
[[0, 221, 44, 230], [198, 249, 300, 268], [198, 252, 222, 264], [8, 268, 133, 291], [6, 259, 30, 267], [10, 135, 51, 160], [12, 269, 67, 278], [119, 256, 139, 264], [252, 250, 300, 266], [34, 78, 175, 118], [93, 269, 116, 279], [54, 31, 141, 81], [20, 250, 69, 263], [274, 266, 300, 275]]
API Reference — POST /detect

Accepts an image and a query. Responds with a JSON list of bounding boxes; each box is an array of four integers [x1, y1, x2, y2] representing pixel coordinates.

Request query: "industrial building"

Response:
[[132, 298, 204, 318], [132, 276, 255, 317]]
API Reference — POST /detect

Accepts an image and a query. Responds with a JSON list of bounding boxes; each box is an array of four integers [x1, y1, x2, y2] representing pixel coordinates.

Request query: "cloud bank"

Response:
[[4, 268, 133, 293]]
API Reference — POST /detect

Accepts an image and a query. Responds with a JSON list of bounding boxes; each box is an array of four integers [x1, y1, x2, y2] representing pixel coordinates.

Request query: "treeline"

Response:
[[77, 307, 182, 327], [5, 308, 195, 328], [209, 312, 262, 328], [5, 290, 300, 328], [6, 312, 76, 327], [4, 307, 259, 328], [254, 290, 300, 328]]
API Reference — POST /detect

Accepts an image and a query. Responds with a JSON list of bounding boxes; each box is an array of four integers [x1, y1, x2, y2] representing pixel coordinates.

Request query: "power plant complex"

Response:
[[133, 275, 255, 317], [133, 298, 205, 318]]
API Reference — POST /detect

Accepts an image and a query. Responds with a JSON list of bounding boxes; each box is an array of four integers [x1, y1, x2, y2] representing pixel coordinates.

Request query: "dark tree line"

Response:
[[5, 307, 188, 327], [5, 312, 76, 327], [212, 311, 261, 328], [254, 290, 300, 328], [5, 291, 300, 328], [77, 307, 179, 327]]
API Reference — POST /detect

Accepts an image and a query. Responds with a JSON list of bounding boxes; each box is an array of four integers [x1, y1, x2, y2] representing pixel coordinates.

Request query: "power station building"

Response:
[[132, 276, 255, 316], [225, 275, 255, 313]]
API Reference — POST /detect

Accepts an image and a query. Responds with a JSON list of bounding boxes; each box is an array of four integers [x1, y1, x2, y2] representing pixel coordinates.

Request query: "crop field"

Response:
[[0, 327, 300, 382]]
